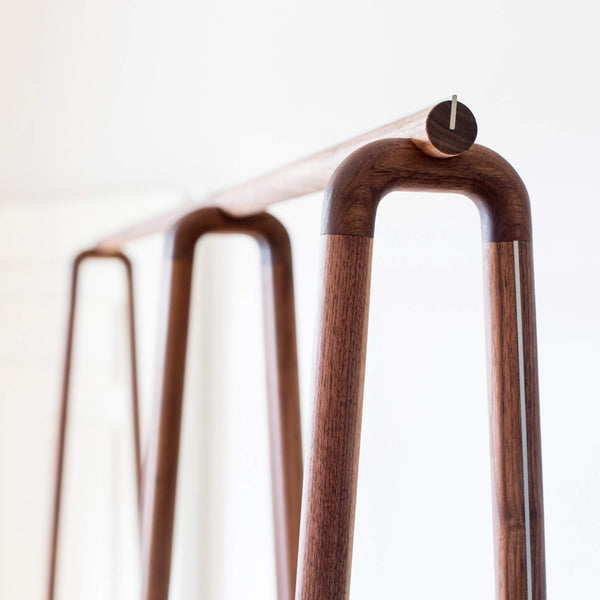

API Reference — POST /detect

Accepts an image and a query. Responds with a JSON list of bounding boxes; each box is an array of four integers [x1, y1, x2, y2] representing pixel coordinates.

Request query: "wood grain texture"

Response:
[[140, 208, 302, 600], [296, 234, 373, 600], [483, 241, 545, 600], [322, 139, 532, 242], [518, 242, 546, 600], [47, 250, 141, 600], [94, 100, 477, 252], [415, 99, 477, 157], [297, 146, 545, 599]]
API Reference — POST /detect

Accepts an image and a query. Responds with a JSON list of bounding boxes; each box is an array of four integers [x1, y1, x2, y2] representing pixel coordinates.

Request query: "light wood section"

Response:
[[296, 234, 373, 600], [95, 100, 477, 252]]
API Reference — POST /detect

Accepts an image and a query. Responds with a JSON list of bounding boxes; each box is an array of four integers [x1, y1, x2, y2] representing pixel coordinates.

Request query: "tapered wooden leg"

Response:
[[296, 234, 373, 600], [261, 237, 303, 600], [483, 241, 545, 600], [141, 209, 303, 600], [125, 258, 143, 514], [47, 251, 142, 600], [46, 256, 80, 600], [140, 250, 194, 600]]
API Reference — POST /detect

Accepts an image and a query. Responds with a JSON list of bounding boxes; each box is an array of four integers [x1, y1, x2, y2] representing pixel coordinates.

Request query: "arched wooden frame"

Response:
[[296, 139, 546, 600], [140, 208, 303, 600], [47, 250, 142, 600]]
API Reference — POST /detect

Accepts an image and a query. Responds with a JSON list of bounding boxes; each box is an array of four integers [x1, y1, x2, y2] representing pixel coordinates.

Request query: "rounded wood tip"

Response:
[[424, 100, 478, 157]]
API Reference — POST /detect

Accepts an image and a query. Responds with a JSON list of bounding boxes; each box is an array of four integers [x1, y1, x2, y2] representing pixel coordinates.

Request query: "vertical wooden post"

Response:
[[483, 241, 545, 600], [296, 234, 373, 599], [261, 232, 304, 600], [140, 245, 194, 600]]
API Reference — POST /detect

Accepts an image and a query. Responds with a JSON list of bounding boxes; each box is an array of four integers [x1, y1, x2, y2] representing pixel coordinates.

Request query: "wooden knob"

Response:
[[412, 98, 478, 158]]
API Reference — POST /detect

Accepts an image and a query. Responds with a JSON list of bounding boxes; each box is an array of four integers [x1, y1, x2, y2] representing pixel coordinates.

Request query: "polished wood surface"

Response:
[[322, 139, 531, 242], [47, 250, 141, 600], [484, 241, 545, 599], [297, 142, 545, 599], [413, 99, 477, 157], [296, 235, 373, 600], [140, 208, 302, 600], [95, 100, 477, 252]]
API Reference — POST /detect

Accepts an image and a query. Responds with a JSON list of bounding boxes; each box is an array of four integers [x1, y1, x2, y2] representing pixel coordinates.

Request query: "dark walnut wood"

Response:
[[322, 139, 531, 242], [140, 208, 302, 600], [296, 235, 373, 600], [95, 99, 478, 252], [47, 250, 142, 600], [262, 239, 304, 600], [483, 241, 545, 600], [418, 99, 477, 157], [297, 144, 545, 600]]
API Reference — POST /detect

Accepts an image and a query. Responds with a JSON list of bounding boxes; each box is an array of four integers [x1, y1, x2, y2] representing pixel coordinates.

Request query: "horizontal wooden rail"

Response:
[[96, 98, 477, 251]]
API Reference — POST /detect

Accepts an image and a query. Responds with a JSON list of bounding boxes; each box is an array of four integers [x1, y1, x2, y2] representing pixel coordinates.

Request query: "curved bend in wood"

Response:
[[47, 250, 141, 600], [322, 138, 531, 242], [141, 208, 302, 600], [298, 140, 545, 600], [166, 206, 293, 262]]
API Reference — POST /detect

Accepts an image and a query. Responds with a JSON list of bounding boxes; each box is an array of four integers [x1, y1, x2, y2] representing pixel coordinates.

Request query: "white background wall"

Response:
[[1, 0, 599, 598]]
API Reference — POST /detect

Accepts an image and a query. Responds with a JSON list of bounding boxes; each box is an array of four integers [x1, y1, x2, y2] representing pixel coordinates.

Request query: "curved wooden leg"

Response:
[[483, 241, 545, 600], [296, 234, 373, 600], [47, 251, 142, 600], [295, 138, 545, 599], [141, 209, 303, 600]]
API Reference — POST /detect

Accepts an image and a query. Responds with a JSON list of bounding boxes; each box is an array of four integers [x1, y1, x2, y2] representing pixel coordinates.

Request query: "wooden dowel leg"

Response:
[[483, 241, 545, 600], [261, 235, 303, 600], [141, 248, 194, 600], [46, 257, 80, 600], [296, 234, 373, 600], [124, 258, 143, 512]]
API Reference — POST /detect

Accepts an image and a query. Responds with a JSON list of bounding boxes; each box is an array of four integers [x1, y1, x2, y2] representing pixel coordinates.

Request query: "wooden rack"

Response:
[[49, 97, 546, 600]]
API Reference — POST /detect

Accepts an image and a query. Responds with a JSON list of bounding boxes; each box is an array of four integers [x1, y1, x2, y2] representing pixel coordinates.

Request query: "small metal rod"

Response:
[[450, 94, 458, 130]]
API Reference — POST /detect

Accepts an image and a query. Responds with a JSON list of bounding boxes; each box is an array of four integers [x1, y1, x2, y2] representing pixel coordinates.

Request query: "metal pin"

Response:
[[449, 94, 458, 130]]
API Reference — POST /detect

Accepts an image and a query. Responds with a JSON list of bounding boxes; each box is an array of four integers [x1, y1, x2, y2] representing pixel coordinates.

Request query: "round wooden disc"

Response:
[[426, 101, 478, 156]]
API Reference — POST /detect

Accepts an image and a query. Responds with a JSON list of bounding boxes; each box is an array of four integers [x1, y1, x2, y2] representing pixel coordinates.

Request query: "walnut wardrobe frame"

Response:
[[49, 97, 546, 600]]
